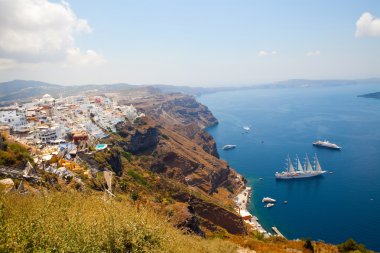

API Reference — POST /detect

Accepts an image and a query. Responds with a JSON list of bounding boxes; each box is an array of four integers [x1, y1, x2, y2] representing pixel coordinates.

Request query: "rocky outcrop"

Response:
[[177, 123, 219, 158], [193, 131, 219, 158], [115, 121, 159, 155], [159, 95, 218, 129], [167, 203, 205, 237], [130, 94, 219, 157], [0, 135, 4, 150], [173, 192, 247, 235], [78, 149, 123, 176]]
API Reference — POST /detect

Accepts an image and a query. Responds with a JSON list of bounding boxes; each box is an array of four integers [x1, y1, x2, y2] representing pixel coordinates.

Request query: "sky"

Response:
[[0, 0, 379, 86]]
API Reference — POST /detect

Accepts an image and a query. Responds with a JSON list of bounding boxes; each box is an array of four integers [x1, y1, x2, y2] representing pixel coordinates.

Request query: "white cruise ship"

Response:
[[313, 140, 342, 150]]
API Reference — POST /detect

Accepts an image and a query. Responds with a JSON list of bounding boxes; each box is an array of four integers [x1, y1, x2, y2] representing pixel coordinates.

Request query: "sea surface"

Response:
[[198, 84, 380, 251]]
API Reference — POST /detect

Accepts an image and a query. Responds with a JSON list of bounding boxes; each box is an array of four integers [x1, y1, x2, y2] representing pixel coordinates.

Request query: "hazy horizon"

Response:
[[0, 0, 380, 86], [2, 77, 380, 89]]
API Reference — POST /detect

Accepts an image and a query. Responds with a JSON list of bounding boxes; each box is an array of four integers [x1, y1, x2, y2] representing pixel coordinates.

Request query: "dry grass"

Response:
[[0, 192, 238, 253], [229, 233, 340, 253]]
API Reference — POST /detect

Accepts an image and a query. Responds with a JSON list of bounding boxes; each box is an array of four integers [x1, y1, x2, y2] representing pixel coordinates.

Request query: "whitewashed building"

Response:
[[0, 108, 27, 131]]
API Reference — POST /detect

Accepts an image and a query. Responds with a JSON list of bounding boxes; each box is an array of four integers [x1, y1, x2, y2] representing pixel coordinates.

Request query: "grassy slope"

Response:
[[2, 190, 370, 253], [0, 135, 32, 167], [0, 192, 237, 253]]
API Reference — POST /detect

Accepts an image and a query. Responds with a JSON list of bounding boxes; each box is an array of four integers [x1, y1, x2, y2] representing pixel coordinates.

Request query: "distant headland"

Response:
[[358, 91, 380, 99]]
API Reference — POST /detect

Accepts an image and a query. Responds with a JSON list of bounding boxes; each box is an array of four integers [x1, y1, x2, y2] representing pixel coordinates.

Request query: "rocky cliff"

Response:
[[78, 149, 123, 176], [110, 107, 245, 197], [115, 123, 160, 154], [93, 92, 248, 235], [173, 192, 248, 235], [0, 135, 3, 150], [121, 93, 220, 158]]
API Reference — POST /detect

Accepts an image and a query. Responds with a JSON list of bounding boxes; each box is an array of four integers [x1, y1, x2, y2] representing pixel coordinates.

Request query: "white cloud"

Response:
[[306, 50, 321, 57], [0, 0, 105, 67], [258, 50, 277, 57], [0, 58, 18, 70], [356, 12, 380, 37], [66, 48, 107, 66], [258, 50, 269, 57]]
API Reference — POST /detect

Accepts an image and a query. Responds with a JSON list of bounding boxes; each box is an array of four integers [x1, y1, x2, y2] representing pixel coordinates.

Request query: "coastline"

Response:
[[235, 185, 270, 236]]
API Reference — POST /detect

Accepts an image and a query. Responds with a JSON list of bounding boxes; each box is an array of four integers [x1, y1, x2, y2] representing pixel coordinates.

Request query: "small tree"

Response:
[[338, 239, 369, 253], [304, 238, 314, 252], [131, 192, 139, 203]]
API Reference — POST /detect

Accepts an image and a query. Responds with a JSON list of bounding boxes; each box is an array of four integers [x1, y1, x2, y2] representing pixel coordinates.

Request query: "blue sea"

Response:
[[198, 84, 380, 251]]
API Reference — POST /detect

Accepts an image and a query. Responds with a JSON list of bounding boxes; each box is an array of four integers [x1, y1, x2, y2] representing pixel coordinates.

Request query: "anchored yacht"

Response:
[[222, 144, 236, 150], [313, 140, 341, 150]]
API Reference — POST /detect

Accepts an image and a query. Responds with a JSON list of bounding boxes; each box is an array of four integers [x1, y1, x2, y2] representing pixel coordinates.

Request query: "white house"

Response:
[[0, 108, 27, 131]]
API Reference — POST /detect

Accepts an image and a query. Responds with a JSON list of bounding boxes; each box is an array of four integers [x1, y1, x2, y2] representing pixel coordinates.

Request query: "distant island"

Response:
[[358, 92, 380, 99]]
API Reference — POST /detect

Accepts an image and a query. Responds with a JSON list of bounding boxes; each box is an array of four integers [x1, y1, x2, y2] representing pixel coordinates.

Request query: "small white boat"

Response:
[[222, 144, 237, 150], [262, 197, 276, 203], [265, 203, 275, 208], [243, 126, 251, 131]]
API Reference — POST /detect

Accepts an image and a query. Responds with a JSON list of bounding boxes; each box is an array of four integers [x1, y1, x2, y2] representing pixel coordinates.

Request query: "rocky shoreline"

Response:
[[235, 186, 270, 236]]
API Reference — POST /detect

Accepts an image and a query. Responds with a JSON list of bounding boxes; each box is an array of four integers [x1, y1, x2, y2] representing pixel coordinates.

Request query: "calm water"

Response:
[[198, 84, 380, 251]]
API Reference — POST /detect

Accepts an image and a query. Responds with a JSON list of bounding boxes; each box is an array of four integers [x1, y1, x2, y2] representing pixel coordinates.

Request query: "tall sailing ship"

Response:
[[275, 154, 327, 179]]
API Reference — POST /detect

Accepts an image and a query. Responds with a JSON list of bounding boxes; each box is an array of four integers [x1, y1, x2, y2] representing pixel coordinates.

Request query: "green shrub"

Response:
[[133, 117, 141, 125], [139, 155, 150, 162], [122, 151, 133, 162], [0, 151, 16, 166], [338, 238, 369, 253], [161, 134, 169, 140], [226, 185, 234, 193], [250, 231, 264, 241], [127, 169, 148, 186], [118, 178, 128, 192], [131, 192, 139, 202], [304, 238, 314, 252]]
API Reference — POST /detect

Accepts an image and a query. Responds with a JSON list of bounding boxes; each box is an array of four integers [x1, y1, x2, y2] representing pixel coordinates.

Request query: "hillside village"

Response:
[[0, 93, 146, 187], [0, 93, 145, 143]]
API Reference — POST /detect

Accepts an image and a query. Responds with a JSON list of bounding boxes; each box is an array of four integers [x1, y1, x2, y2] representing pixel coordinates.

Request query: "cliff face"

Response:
[[158, 95, 218, 129], [115, 122, 159, 154], [126, 93, 220, 158], [173, 192, 248, 235], [111, 112, 244, 197], [156, 95, 219, 158], [78, 149, 123, 176]]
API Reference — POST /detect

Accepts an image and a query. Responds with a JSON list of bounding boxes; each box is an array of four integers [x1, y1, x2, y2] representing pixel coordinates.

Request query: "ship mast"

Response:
[[305, 154, 314, 173], [314, 154, 322, 172], [288, 155, 295, 173], [296, 155, 304, 172]]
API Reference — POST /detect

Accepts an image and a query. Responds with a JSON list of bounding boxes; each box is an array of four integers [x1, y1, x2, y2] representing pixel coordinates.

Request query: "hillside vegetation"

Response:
[[0, 135, 32, 167], [1, 191, 372, 253], [0, 192, 238, 253]]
